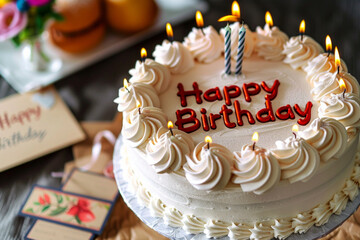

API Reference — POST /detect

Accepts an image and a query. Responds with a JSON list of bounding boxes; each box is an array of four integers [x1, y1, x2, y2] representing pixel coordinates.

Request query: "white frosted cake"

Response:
[[114, 18, 360, 240]]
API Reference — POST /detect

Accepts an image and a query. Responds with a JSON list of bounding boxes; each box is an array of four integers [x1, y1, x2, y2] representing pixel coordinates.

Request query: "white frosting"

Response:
[[129, 59, 171, 93], [329, 192, 348, 215], [122, 107, 167, 149], [312, 203, 332, 226], [153, 40, 194, 74], [291, 210, 315, 234], [183, 142, 233, 191], [228, 223, 252, 240], [146, 127, 194, 173], [249, 222, 273, 240], [149, 197, 166, 217], [351, 164, 360, 185], [310, 71, 359, 101], [232, 145, 281, 194], [299, 118, 347, 162], [255, 24, 289, 61], [183, 26, 223, 63], [318, 93, 360, 128], [342, 179, 359, 201], [164, 207, 183, 227], [304, 53, 348, 85], [220, 23, 257, 59], [182, 215, 206, 234], [271, 219, 293, 240], [272, 136, 320, 183], [114, 82, 160, 114], [204, 220, 229, 239], [283, 35, 324, 70]]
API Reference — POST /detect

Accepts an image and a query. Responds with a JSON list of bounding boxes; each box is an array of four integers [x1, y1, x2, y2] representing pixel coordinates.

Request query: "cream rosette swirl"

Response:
[[304, 53, 348, 84], [310, 72, 359, 101], [232, 145, 280, 195], [255, 24, 289, 61], [129, 59, 171, 93], [114, 82, 160, 114], [282, 36, 324, 70], [146, 127, 194, 173], [153, 40, 194, 74], [271, 136, 320, 183], [318, 93, 360, 128], [122, 107, 167, 149], [220, 23, 256, 59], [183, 142, 233, 191], [299, 118, 347, 162], [184, 26, 223, 63]]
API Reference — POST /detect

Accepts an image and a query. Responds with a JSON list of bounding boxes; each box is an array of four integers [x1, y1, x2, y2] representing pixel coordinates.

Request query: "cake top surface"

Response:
[[160, 55, 319, 151]]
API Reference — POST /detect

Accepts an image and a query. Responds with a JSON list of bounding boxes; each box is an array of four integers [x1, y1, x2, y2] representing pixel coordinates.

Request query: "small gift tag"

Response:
[[25, 220, 94, 240], [19, 185, 114, 234], [62, 169, 118, 202]]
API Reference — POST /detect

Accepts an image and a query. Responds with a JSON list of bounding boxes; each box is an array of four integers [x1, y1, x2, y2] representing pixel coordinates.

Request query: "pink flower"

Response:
[[27, 0, 51, 7], [0, 2, 27, 41], [67, 198, 95, 223], [38, 193, 51, 205]]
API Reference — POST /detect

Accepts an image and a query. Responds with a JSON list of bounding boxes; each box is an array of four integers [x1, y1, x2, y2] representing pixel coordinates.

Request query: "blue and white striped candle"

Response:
[[224, 24, 231, 75], [235, 25, 246, 75]]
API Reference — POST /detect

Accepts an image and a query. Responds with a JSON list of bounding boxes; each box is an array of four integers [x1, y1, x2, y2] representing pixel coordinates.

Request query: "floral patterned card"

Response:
[[25, 220, 94, 240], [19, 186, 113, 234]]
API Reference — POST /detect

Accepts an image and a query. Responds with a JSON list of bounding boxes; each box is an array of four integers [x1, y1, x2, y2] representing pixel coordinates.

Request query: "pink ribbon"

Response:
[[52, 130, 116, 179]]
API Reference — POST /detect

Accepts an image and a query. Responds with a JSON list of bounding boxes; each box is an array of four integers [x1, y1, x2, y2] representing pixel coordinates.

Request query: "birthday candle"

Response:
[[224, 24, 232, 75], [235, 25, 246, 75]]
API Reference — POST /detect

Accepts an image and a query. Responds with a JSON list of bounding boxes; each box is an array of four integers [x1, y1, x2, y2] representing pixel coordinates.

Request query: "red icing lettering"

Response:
[[261, 80, 280, 100], [175, 108, 200, 133], [219, 105, 236, 128], [209, 113, 221, 129], [242, 82, 261, 102], [276, 104, 295, 120], [234, 100, 255, 126], [177, 82, 203, 107], [256, 98, 276, 123], [294, 102, 313, 125], [223, 85, 241, 106], [203, 87, 223, 102], [200, 108, 210, 131]]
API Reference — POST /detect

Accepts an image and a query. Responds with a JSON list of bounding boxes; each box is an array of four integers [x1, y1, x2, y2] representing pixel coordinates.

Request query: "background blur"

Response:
[[0, 0, 359, 239]]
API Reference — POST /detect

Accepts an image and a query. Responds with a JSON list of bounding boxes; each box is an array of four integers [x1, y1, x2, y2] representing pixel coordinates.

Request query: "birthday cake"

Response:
[[114, 7, 360, 240]]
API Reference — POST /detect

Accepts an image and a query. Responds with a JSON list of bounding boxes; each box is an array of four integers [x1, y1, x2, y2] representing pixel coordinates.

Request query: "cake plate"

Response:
[[113, 137, 360, 240]]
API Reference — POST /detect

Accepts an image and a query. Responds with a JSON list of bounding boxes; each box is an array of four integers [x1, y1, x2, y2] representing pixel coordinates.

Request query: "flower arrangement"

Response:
[[0, 0, 62, 46]]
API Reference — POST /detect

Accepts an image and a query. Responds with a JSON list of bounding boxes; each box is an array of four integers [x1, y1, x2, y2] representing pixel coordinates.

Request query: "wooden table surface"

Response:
[[0, 0, 359, 239]]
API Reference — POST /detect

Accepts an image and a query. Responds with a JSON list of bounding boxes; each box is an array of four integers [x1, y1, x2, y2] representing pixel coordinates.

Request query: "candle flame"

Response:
[[196, 11, 204, 28], [292, 124, 299, 133], [325, 35, 332, 52], [299, 19, 305, 34], [339, 78, 346, 91], [123, 78, 129, 89], [252, 132, 259, 142], [166, 23, 173, 38], [232, 1, 240, 18], [136, 100, 141, 108], [140, 48, 147, 59], [167, 121, 174, 129], [265, 11, 273, 27], [218, 1, 240, 22], [205, 136, 212, 144], [334, 46, 340, 69]]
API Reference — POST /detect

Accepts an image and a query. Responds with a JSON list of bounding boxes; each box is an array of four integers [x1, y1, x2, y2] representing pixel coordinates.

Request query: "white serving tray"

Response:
[[0, 0, 208, 93]]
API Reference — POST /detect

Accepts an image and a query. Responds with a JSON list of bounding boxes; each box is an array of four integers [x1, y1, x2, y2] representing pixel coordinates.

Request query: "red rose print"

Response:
[[67, 198, 95, 222]]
